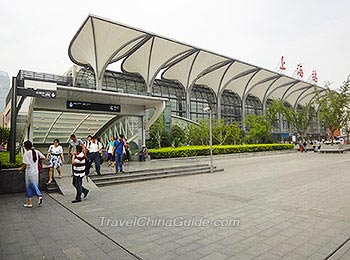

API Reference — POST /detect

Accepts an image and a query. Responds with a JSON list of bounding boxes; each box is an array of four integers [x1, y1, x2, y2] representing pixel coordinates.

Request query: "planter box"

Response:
[[0, 167, 49, 194]]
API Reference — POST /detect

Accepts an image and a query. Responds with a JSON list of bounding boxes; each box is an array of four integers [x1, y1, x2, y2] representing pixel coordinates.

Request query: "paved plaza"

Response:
[[2, 152, 350, 259]]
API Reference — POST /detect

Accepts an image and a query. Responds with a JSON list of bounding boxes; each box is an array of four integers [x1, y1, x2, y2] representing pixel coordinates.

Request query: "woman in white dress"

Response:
[[46, 139, 64, 185], [18, 140, 45, 208]]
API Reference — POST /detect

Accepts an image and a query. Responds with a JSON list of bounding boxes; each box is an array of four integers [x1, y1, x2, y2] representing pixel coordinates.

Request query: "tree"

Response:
[[264, 100, 280, 127], [243, 114, 273, 144], [148, 116, 165, 148], [186, 120, 209, 146], [225, 122, 244, 145], [270, 99, 314, 141], [316, 81, 350, 144], [0, 127, 10, 146], [170, 125, 185, 147], [212, 119, 231, 145]]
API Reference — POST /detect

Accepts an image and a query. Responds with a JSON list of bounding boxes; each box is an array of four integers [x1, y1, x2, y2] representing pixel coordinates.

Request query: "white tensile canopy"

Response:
[[69, 14, 323, 114]]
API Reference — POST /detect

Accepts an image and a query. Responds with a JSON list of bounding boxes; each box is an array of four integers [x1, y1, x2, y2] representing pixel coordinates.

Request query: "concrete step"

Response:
[[46, 182, 60, 194], [93, 167, 224, 187], [54, 176, 100, 196], [98, 163, 211, 176], [90, 165, 215, 182]]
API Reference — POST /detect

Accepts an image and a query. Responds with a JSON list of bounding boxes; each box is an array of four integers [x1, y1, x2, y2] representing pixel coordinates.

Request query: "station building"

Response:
[[6, 15, 326, 151]]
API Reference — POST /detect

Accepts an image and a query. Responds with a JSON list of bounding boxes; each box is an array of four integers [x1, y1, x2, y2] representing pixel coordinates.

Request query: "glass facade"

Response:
[[75, 68, 267, 124], [74, 68, 147, 94], [245, 95, 262, 116], [221, 90, 242, 123], [152, 79, 186, 117], [190, 85, 216, 121], [16, 68, 323, 147]]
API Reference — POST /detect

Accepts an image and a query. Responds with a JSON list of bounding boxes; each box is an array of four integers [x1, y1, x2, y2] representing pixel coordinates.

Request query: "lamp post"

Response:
[[204, 107, 213, 173]]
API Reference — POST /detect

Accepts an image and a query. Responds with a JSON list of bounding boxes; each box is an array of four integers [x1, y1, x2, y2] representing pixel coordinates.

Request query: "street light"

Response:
[[203, 106, 213, 173]]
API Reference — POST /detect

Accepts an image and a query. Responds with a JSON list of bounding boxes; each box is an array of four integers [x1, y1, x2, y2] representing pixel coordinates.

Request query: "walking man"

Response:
[[68, 134, 84, 175], [72, 145, 89, 203], [114, 134, 125, 174], [86, 136, 103, 175]]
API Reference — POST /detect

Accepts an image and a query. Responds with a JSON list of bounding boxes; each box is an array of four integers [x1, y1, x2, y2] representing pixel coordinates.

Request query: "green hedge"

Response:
[[0, 152, 23, 169], [148, 144, 294, 159]]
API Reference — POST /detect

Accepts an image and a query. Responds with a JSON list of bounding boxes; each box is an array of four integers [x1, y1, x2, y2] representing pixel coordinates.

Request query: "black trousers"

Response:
[[85, 152, 101, 175], [87, 152, 101, 175], [72, 175, 88, 201]]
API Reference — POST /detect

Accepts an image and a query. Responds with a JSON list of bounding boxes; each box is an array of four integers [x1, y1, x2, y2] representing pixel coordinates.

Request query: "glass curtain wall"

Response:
[[245, 95, 262, 116], [221, 90, 242, 123], [152, 79, 186, 117], [190, 85, 216, 121]]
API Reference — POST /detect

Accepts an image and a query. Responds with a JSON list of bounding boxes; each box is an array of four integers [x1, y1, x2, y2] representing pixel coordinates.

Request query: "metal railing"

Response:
[[17, 70, 73, 86]]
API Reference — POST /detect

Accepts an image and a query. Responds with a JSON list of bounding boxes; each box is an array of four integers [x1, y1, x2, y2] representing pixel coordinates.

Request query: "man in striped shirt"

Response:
[[72, 145, 89, 203]]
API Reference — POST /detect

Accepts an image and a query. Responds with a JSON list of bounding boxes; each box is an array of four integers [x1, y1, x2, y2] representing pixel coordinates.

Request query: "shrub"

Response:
[[0, 152, 22, 169], [0, 127, 10, 146], [148, 144, 294, 159]]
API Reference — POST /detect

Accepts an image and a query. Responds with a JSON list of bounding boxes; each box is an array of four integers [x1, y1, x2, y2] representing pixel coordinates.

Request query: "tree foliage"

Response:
[[225, 123, 244, 145], [185, 119, 245, 146], [147, 116, 165, 148], [170, 125, 185, 147], [268, 99, 314, 140], [0, 127, 10, 146], [243, 114, 273, 144], [186, 120, 209, 146], [147, 117, 187, 148], [316, 81, 350, 143]]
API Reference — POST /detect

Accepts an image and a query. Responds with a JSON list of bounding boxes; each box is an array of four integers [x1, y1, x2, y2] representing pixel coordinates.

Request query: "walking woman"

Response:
[[18, 141, 45, 208], [46, 139, 64, 185], [106, 137, 115, 167]]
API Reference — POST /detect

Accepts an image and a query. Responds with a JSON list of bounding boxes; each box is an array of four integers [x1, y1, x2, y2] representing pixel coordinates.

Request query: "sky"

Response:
[[0, 0, 349, 89]]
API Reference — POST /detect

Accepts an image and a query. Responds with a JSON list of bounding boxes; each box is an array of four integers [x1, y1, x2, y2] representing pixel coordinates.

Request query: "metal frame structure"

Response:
[[69, 15, 322, 123]]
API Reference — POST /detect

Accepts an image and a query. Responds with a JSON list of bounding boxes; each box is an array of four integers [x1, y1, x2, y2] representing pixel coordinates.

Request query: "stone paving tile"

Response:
[[226, 252, 256, 260], [4, 153, 350, 259], [220, 242, 250, 256], [307, 252, 329, 260], [291, 243, 320, 258], [268, 242, 298, 257], [0, 193, 136, 260], [244, 242, 274, 257], [255, 252, 282, 260], [199, 251, 229, 260], [53, 153, 350, 259]]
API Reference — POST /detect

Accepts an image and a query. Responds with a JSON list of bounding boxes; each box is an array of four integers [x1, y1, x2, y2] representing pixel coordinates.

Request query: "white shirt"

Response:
[[87, 141, 102, 153], [23, 149, 45, 176], [107, 141, 114, 154], [48, 145, 63, 155]]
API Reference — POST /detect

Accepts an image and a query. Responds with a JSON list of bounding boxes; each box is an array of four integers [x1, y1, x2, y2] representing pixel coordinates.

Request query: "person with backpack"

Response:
[[85, 136, 103, 176], [84, 135, 92, 155], [113, 134, 125, 174], [18, 141, 46, 208], [71, 145, 89, 203]]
